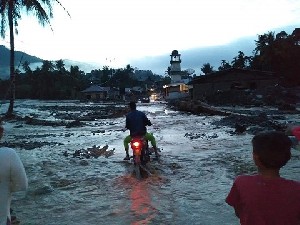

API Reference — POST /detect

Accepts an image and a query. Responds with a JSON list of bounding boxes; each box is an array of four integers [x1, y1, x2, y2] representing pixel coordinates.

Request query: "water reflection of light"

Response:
[[130, 181, 156, 225], [114, 175, 158, 225]]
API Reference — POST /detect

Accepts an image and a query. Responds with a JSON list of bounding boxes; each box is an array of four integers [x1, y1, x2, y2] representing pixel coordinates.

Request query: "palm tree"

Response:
[[201, 63, 214, 75], [253, 31, 276, 71], [55, 59, 66, 74], [0, 0, 69, 117], [218, 60, 231, 71]]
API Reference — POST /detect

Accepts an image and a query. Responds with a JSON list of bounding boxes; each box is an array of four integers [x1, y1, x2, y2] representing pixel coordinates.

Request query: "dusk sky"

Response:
[[0, 0, 299, 75]]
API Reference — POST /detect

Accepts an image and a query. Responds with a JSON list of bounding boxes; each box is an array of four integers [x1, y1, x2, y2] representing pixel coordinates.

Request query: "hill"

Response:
[[0, 45, 42, 79], [0, 46, 105, 80]]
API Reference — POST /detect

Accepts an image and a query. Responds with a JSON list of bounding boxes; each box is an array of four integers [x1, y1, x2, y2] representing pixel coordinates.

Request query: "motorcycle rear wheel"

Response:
[[134, 164, 142, 180]]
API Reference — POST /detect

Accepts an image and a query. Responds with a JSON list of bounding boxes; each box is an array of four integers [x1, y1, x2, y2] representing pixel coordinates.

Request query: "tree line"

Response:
[[1, 29, 299, 103], [200, 29, 300, 86], [0, 0, 70, 116], [0, 60, 170, 100]]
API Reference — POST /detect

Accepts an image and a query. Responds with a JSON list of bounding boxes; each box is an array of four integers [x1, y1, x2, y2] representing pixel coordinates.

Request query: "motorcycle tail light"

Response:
[[131, 140, 141, 151]]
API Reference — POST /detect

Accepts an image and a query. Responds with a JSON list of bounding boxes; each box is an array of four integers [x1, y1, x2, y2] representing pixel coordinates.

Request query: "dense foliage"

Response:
[[0, 0, 69, 116], [0, 60, 170, 100], [202, 29, 300, 86]]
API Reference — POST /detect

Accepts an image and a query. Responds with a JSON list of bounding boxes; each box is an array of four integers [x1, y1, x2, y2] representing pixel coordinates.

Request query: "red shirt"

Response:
[[292, 126, 300, 141], [226, 175, 300, 225]]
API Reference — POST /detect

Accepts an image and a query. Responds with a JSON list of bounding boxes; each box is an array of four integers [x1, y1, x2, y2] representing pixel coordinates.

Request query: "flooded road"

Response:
[[1, 100, 299, 225]]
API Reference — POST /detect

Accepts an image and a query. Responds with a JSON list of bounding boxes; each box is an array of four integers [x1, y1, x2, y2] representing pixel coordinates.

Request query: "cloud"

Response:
[[1, 0, 299, 69], [130, 36, 255, 75], [130, 24, 298, 75], [0, 21, 297, 78]]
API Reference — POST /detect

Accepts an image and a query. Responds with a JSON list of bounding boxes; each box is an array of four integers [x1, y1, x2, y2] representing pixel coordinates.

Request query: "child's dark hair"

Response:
[[252, 131, 292, 169]]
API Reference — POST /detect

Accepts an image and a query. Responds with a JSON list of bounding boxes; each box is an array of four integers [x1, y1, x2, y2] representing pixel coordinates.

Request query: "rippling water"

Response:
[[1, 100, 299, 225]]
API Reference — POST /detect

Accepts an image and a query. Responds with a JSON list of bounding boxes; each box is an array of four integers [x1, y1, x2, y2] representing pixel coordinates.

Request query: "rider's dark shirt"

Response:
[[126, 109, 152, 136]]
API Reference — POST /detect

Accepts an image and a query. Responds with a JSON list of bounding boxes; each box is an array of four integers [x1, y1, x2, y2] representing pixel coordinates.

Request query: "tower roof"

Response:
[[171, 50, 179, 55]]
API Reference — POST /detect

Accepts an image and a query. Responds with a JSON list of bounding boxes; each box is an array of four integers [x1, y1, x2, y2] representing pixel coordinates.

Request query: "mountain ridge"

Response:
[[0, 45, 42, 66], [0, 45, 43, 79], [0, 45, 103, 79]]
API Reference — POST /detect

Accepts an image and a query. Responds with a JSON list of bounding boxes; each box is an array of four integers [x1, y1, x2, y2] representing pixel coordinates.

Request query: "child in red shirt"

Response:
[[226, 131, 300, 225]]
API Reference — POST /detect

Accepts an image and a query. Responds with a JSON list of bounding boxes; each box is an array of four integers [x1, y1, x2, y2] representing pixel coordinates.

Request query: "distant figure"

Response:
[[226, 131, 300, 225], [123, 101, 159, 160], [0, 122, 28, 225]]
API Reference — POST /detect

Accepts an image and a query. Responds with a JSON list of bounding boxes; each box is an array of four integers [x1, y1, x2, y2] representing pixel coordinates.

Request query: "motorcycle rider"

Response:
[[123, 101, 159, 160]]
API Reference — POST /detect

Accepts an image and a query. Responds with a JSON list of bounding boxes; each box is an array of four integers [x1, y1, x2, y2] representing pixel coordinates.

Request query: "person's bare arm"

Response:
[[10, 150, 28, 192]]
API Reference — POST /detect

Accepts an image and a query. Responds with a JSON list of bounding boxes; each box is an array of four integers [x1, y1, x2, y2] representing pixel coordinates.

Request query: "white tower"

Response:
[[169, 50, 182, 83]]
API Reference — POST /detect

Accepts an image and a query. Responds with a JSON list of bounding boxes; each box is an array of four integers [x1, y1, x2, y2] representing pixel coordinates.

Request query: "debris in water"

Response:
[[64, 145, 115, 159]]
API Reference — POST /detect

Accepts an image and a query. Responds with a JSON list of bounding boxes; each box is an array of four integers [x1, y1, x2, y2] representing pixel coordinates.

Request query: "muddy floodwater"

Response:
[[1, 100, 300, 225]]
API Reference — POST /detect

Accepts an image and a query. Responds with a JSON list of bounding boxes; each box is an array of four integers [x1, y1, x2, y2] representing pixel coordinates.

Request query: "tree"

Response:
[[55, 59, 66, 74], [0, 0, 69, 117], [201, 63, 214, 75], [100, 66, 111, 85], [111, 65, 137, 88], [231, 51, 251, 69], [276, 31, 288, 39], [218, 60, 231, 71], [22, 60, 32, 74], [41, 60, 55, 73], [253, 31, 275, 71], [70, 65, 85, 78]]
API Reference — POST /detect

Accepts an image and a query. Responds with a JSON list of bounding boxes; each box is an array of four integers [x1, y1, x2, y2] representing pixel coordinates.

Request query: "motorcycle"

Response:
[[129, 136, 152, 179]]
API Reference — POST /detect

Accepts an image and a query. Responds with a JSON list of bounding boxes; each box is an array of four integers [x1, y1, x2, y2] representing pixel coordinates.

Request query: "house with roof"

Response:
[[81, 85, 113, 101], [191, 68, 279, 101]]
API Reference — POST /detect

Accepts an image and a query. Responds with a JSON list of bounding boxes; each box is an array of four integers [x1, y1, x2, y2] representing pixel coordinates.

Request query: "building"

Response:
[[191, 68, 279, 101], [164, 50, 191, 100], [81, 85, 112, 101]]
